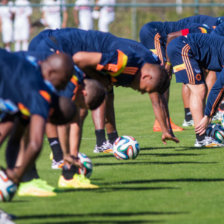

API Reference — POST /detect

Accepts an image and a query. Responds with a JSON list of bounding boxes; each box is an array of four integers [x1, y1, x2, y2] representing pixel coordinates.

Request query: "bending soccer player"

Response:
[[195, 69, 224, 135], [139, 15, 223, 129], [29, 28, 179, 145], [167, 33, 224, 147], [0, 49, 78, 201]]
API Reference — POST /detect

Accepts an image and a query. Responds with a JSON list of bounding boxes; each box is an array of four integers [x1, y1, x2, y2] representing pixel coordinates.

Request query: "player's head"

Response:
[[131, 63, 170, 94], [74, 79, 106, 110], [41, 53, 74, 90], [49, 96, 77, 125]]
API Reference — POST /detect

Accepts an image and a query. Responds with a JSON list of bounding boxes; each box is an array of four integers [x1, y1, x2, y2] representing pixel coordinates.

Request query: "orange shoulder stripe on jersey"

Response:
[[210, 88, 224, 116], [39, 90, 51, 103], [198, 27, 208, 33], [96, 50, 128, 77], [212, 26, 216, 29], [18, 103, 31, 117], [70, 75, 78, 86]]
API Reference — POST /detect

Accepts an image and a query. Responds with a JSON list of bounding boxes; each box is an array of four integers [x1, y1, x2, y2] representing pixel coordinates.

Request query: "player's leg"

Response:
[[105, 88, 118, 149], [12, 122, 56, 197], [46, 123, 64, 169], [58, 108, 98, 189], [182, 84, 194, 127]]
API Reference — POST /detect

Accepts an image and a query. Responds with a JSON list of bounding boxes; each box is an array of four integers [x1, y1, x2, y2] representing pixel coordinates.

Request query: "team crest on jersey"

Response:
[[196, 74, 202, 81]]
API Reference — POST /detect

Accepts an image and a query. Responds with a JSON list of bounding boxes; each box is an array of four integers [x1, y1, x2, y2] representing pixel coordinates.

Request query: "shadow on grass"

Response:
[[16, 211, 189, 223], [138, 153, 204, 157], [98, 178, 224, 186], [93, 161, 217, 167], [30, 219, 164, 224], [55, 186, 180, 194]]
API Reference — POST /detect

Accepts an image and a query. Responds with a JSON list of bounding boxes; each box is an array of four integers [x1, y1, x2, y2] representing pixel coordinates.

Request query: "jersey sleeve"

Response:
[[96, 50, 128, 77], [27, 89, 52, 120], [204, 71, 224, 117]]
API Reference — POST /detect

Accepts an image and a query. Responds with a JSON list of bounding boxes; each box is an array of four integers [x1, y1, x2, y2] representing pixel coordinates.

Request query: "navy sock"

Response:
[[48, 138, 63, 162], [108, 131, 118, 144], [21, 164, 39, 182], [184, 108, 192, 121], [95, 129, 106, 146]]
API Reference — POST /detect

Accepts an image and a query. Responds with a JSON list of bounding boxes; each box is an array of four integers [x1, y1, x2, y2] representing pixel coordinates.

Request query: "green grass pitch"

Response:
[[1, 79, 224, 224]]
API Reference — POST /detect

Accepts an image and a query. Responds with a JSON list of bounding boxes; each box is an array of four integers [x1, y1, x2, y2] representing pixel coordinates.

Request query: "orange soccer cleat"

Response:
[[153, 119, 184, 132]]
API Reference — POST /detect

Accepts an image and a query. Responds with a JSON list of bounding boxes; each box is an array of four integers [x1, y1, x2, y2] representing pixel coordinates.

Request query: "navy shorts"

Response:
[[167, 36, 205, 85], [139, 22, 166, 65]]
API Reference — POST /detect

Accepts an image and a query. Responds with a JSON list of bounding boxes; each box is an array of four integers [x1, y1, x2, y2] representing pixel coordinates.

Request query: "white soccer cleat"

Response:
[[51, 159, 64, 169], [0, 170, 17, 202], [194, 136, 224, 148], [182, 119, 194, 127], [93, 140, 113, 153]]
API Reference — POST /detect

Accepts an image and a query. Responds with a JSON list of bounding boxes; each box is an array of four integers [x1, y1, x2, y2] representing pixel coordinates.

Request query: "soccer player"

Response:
[[12, 0, 32, 51], [139, 16, 220, 129], [166, 33, 224, 147], [0, 0, 13, 51], [0, 50, 76, 201], [29, 28, 179, 145], [73, 0, 93, 30], [41, 0, 68, 29]]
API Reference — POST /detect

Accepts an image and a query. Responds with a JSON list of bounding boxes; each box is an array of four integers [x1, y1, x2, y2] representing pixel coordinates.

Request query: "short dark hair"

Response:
[[156, 66, 170, 94], [84, 79, 106, 110], [49, 96, 77, 125]]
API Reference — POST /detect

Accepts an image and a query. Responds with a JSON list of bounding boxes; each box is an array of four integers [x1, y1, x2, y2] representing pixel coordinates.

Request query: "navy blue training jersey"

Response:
[[0, 49, 56, 120], [29, 28, 160, 86]]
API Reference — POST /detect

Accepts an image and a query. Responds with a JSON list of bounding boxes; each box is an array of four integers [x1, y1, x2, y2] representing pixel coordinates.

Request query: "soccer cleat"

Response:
[[17, 178, 56, 197], [93, 140, 113, 153], [0, 170, 17, 202], [0, 210, 15, 224], [194, 136, 224, 148], [58, 174, 99, 189], [182, 119, 194, 127], [153, 119, 184, 132], [51, 159, 64, 169]]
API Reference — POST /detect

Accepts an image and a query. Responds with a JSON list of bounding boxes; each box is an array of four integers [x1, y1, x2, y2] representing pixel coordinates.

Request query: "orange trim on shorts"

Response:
[[154, 33, 164, 65], [182, 44, 195, 84], [18, 103, 31, 117]]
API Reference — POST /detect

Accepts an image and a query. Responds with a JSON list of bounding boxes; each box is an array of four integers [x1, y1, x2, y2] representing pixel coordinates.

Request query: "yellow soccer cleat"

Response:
[[58, 174, 99, 189], [17, 178, 56, 197]]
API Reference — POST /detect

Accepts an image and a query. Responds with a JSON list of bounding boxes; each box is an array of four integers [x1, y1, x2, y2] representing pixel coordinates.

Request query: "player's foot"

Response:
[[93, 140, 113, 153], [0, 169, 17, 202], [51, 159, 64, 169], [0, 210, 16, 224], [182, 119, 194, 127], [153, 119, 184, 132], [194, 136, 224, 148], [17, 178, 56, 197], [58, 174, 99, 189]]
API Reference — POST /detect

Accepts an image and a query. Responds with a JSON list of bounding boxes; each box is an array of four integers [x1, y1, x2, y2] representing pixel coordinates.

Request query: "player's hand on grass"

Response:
[[162, 132, 179, 144], [195, 116, 210, 135]]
